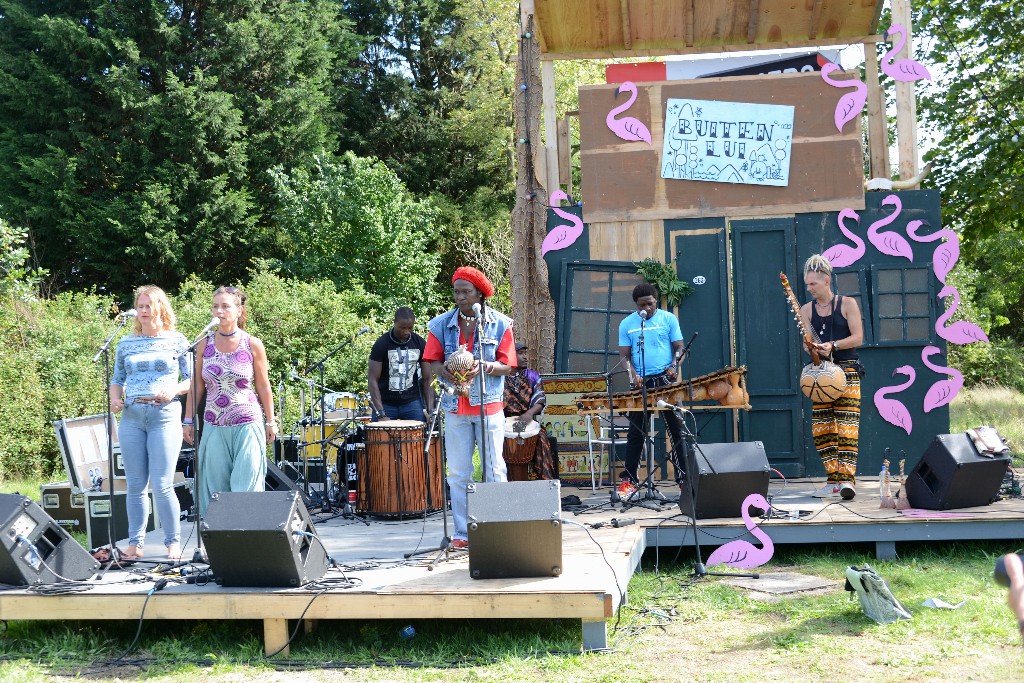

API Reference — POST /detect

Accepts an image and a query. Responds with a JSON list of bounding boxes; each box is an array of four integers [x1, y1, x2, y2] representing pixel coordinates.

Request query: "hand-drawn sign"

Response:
[[661, 98, 795, 187]]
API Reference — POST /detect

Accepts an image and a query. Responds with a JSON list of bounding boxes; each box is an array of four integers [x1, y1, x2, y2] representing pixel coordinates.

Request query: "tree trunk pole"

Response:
[[511, 9, 557, 373]]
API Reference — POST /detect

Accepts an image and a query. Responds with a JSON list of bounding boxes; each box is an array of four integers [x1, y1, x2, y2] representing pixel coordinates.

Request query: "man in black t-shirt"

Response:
[[368, 307, 434, 421]]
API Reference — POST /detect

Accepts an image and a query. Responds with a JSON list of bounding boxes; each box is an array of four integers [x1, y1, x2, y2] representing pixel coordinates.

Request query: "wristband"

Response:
[[182, 418, 193, 425]]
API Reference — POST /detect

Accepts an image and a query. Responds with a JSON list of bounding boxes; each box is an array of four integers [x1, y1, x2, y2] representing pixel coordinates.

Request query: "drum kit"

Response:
[[279, 389, 445, 519]]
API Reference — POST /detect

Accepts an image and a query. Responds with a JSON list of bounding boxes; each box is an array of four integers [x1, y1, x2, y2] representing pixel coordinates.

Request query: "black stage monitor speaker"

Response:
[[905, 433, 1010, 510], [677, 441, 770, 519], [201, 491, 328, 587], [0, 494, 99, 585], [265, 460, 313, 509], [467, 480, 562, 580]]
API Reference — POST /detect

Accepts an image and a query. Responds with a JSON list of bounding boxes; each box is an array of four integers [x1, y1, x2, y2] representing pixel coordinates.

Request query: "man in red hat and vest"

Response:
[[424, 267, 517, 550]]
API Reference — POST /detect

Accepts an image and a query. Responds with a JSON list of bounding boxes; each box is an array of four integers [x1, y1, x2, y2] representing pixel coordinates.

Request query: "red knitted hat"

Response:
[[451, 266, 495, 298]]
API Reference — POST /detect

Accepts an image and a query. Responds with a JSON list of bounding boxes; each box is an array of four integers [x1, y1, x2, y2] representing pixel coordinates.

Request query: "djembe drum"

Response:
[[357, 420, 441, 517], [502, 416, 540, 482]]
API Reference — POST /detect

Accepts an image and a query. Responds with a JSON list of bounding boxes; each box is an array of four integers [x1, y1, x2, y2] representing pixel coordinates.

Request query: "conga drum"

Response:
[[502, 416, 540, 482], [357, 420, 439, 517]]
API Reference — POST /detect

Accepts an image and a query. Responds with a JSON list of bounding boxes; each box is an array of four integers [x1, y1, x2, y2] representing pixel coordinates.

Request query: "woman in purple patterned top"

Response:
[[183, 286, 277, 513]]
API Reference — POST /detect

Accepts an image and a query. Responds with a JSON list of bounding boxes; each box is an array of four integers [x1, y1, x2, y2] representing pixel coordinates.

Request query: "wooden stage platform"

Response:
[[2, 476, 1022, 655]]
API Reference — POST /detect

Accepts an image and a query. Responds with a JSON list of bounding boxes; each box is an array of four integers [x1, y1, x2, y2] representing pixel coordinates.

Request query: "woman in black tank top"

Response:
[[800, 255, 865, 500]]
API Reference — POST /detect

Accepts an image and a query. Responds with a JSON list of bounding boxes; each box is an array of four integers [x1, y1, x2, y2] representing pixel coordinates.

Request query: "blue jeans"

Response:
[[444, 410, 506, 541], [382, 399, 425, 421], [119, 401, 182, 548]]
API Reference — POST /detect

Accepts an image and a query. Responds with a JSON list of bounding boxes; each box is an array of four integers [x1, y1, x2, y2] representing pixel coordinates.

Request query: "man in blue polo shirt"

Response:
[[617, 283, 688, 499]]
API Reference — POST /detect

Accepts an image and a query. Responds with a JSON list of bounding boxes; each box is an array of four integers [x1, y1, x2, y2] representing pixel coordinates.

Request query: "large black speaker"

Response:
[[0, 494, 99, 585], [677, 441, 770, 519], [467, 480, 562, 580], [265, 460, 313, 509], [905, 433, 1010, 510], [201, 491, 328, 587]]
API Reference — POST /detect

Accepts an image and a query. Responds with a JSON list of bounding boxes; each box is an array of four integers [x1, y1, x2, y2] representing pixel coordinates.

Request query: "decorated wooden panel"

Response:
[[579, 71, 865, 223], [538, 374, 606, 486]]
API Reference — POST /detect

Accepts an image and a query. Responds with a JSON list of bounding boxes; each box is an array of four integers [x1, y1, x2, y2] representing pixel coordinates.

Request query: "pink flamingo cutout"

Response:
[[820, 63, 867, 133], [874, 365, 916, 435], [921, 345, 964, 413], [906, 219, 960, 284], [822, 208, 865, 268], [705, 493, 774, 570], [936, 285, 990, 344], [882, 24, 932, 82], [541, 191, 584, 256], [605, 81, 652, 144], [867, 194, 914, 261]]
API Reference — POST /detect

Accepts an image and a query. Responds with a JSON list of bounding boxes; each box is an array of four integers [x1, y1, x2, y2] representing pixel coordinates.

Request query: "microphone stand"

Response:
[[472, 308, 491, 484], [673, 333, 758, 580], [404, 391, 456, 566], [306, 329, 367, 520], [93, 314, 131, 559], [186, 325, 214, 562], [572, 366, 632, 516], [622, 314, 666, 512]]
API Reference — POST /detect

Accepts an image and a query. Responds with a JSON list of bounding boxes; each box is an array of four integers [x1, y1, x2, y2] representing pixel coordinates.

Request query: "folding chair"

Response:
[[585, 414, 630, 491]]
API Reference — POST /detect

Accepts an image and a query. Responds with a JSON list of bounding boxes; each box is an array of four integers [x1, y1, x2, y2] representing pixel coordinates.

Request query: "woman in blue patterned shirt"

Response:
[[109, 285, 191, 561]]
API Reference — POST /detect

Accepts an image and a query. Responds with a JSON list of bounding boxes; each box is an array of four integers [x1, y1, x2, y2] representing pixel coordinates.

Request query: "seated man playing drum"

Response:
[[503, 343, 557, 480]]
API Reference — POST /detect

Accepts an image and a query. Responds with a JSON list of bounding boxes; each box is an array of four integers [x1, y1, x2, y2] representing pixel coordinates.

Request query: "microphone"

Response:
[[121, 309, 138, 318], [199, 318, 219, 335], [638, 310, 648, 320], [472, 303, 482, 319], [357, 326, 371, 336], [682, 331, 699, 354], [656, 399, 685, 413]]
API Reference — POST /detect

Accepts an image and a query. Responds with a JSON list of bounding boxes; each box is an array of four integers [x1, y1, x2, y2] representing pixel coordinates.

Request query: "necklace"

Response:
[[218, 330, 238, 337], [817, 296, 834, 338], [458, 311, 476, 323]]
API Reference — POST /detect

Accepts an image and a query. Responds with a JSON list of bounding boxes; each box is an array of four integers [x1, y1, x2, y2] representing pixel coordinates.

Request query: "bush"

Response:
[[0, 264, 395, 480], [0, 291, 116, 479], [949, 338, 1024, 392]]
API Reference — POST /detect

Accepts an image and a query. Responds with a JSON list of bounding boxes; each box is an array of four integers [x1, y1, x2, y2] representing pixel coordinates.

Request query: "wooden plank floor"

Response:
[[2, 475, 1021, 655]]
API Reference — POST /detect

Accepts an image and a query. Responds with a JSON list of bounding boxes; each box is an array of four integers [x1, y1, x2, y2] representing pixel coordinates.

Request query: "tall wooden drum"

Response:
[[502, 416, 540, 482], [357, 420, 441, 517]]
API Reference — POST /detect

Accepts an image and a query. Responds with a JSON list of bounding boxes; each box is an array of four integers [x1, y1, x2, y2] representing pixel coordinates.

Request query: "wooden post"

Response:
[[864, 40, 890, 180], [263, 618, 289, 656], [891, 0, 920, 182], [541, 60, 560, 196]]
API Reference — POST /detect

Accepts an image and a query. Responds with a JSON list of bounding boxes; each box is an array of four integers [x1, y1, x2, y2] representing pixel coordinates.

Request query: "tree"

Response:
[[916, 1, 1024, 341], [268, 152, 441, 315], [0, 1, 354, 296], [336, 0, 518, 202]]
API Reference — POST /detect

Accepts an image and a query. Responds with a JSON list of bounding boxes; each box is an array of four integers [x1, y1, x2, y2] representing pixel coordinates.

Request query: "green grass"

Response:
[[2, 388, 1024, 681], [950, 384, 1024, 450]]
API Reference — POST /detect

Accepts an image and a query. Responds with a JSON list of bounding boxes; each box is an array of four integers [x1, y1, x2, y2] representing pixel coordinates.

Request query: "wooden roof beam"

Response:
[[808, 0, 822, 41], [539, 35, 882, 62], [747, 0, 760, 44], [620, 0, 633, 51], [685, 0, 694, 47]]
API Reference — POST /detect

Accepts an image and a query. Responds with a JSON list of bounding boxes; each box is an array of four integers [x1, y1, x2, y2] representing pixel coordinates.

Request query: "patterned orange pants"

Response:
[[811, 365, 860, 484]]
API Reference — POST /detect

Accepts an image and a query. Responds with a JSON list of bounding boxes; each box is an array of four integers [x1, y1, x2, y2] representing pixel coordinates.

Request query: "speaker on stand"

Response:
[[0, 493, 99, 585], [201, 491, 328, 587], [905, 433, 1010, 510], [677, 441, 770, 519]]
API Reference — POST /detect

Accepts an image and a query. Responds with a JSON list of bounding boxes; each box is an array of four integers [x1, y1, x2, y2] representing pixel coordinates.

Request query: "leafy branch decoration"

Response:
[[634, 258, 694, 308]]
